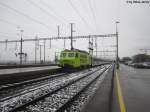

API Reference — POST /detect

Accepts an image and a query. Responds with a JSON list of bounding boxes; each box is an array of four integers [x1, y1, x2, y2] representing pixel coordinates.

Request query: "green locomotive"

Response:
[[59, 49, 92, 68]]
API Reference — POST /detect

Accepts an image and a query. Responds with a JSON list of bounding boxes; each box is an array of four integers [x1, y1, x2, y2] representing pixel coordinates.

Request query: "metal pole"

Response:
[[20, 30, 23, 65], [116, 21, 119, 69], [5, 39, 8, 50], [44, 40, 46, 63], [88, 35, 94, 66], [70, 23, 74, 50], [55, 52, 57, 64], [40, 45, 42, 64], [92, 37, 93, 57], [89, 36, 90, 54], [89, 35, 93, 66], [95, 37, 97, 57], [57, 25, 60, 38], [35, 36, 37, 64], [64, 38, 66, 49]]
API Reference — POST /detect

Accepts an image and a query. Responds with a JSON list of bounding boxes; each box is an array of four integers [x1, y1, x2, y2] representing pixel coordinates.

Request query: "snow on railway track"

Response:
[[67, 64, 113, 112], [0, 67, 104, 112]]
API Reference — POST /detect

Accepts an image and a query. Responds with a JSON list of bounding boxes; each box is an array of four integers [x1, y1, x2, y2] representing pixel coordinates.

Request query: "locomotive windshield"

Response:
[[60, 52, 79, 58], [61, 53, 67, 58], [68, 53, 75, 57], [75, 53, 79, 58]]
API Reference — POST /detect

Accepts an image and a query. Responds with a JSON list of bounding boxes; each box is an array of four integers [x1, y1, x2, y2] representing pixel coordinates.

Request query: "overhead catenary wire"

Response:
[[0, 34, 116, 43], [87, 0, 98, 56], [67, 0, 95, 33], [116, 0, 121, 21], [39, 0, 68, 23], [0, 32, 17, 36], [0, 31, 19, 38], [0, 34, 45, 39], [0, 2, 53, 31], [88, 0, 98, 33], [78, 0, 95, 30], [0, 19, 52, 36], [27, 0, 65, 24], [0, 18, 19, 27], [0, 34, 16, 38]]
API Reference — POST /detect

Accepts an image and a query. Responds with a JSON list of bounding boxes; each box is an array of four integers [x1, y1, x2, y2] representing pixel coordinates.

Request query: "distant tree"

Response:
[[121, 57, 132, 62], [132, 54, 150, 63]]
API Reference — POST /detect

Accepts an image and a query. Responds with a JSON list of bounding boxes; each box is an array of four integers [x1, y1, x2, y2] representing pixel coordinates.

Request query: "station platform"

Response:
[[0, 66, 59, 76], [82, 65, 114, 112], [112, 64, 150, 112], [82, 64, 150, 112], [0, 64, 58, 69], [0, 66, 60, 85]]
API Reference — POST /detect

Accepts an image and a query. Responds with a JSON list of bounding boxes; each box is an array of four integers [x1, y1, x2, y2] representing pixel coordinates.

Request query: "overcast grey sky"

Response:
[[0, 0, 150, 62]]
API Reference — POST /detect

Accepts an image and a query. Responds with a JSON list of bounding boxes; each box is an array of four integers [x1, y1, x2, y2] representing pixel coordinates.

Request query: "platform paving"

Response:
[[0, 66, 59, 75], [82, 66, 114, 112], [0, 66, 60, 85], [83, 64, 150, 112], [112, 64, 150, 112]]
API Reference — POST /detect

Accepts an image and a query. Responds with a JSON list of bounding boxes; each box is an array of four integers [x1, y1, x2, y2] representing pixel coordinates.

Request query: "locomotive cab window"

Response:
[[61, 53, 67, 58], [75, 53, 79, 58], [68, 53, 74, 57]]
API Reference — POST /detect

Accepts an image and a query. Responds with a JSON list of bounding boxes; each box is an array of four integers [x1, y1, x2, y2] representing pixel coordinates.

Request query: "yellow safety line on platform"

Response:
[[116, 69, 126, 112]]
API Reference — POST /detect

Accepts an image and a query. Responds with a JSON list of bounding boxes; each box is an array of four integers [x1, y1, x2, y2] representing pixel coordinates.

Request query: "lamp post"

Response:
[[116, 21, 119, 69]]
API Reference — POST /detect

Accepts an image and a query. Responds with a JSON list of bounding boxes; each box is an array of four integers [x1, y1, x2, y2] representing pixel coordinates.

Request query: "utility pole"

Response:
[[43, 40, 46, 63], [40, 45, 42, 64], [92, 37, 93, 57], [49, 39, 51, 49], [64, 38, 66, 49], [88, 36, 93, 55], [89, 36, 91, 54], [95, 37, 98, 57], [70, 23, 75, 50], [5, 39, 8, 50], [57, 25, 60, 38], [35, 36, 38, 64], [20, 30, 24, 65], [89, 35, 94, 65], [116, 21, 119, 69], [55, 52, 58, 64]]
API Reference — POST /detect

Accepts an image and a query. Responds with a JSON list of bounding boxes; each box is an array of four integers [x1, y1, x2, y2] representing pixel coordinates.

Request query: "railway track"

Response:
[[0, 66, 104, 112], [0, 64, 113, 112], [0, 73, 67, 100], [66, 64, 114, 112], [0, 73, 66, 91], [0, 68, 95, 100]]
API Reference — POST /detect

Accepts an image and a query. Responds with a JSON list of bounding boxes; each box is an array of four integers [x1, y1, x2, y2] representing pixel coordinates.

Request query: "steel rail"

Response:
[[0, 72, 66, 91], [56, 65, 111, 112], [9, 67, 103, 112]]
